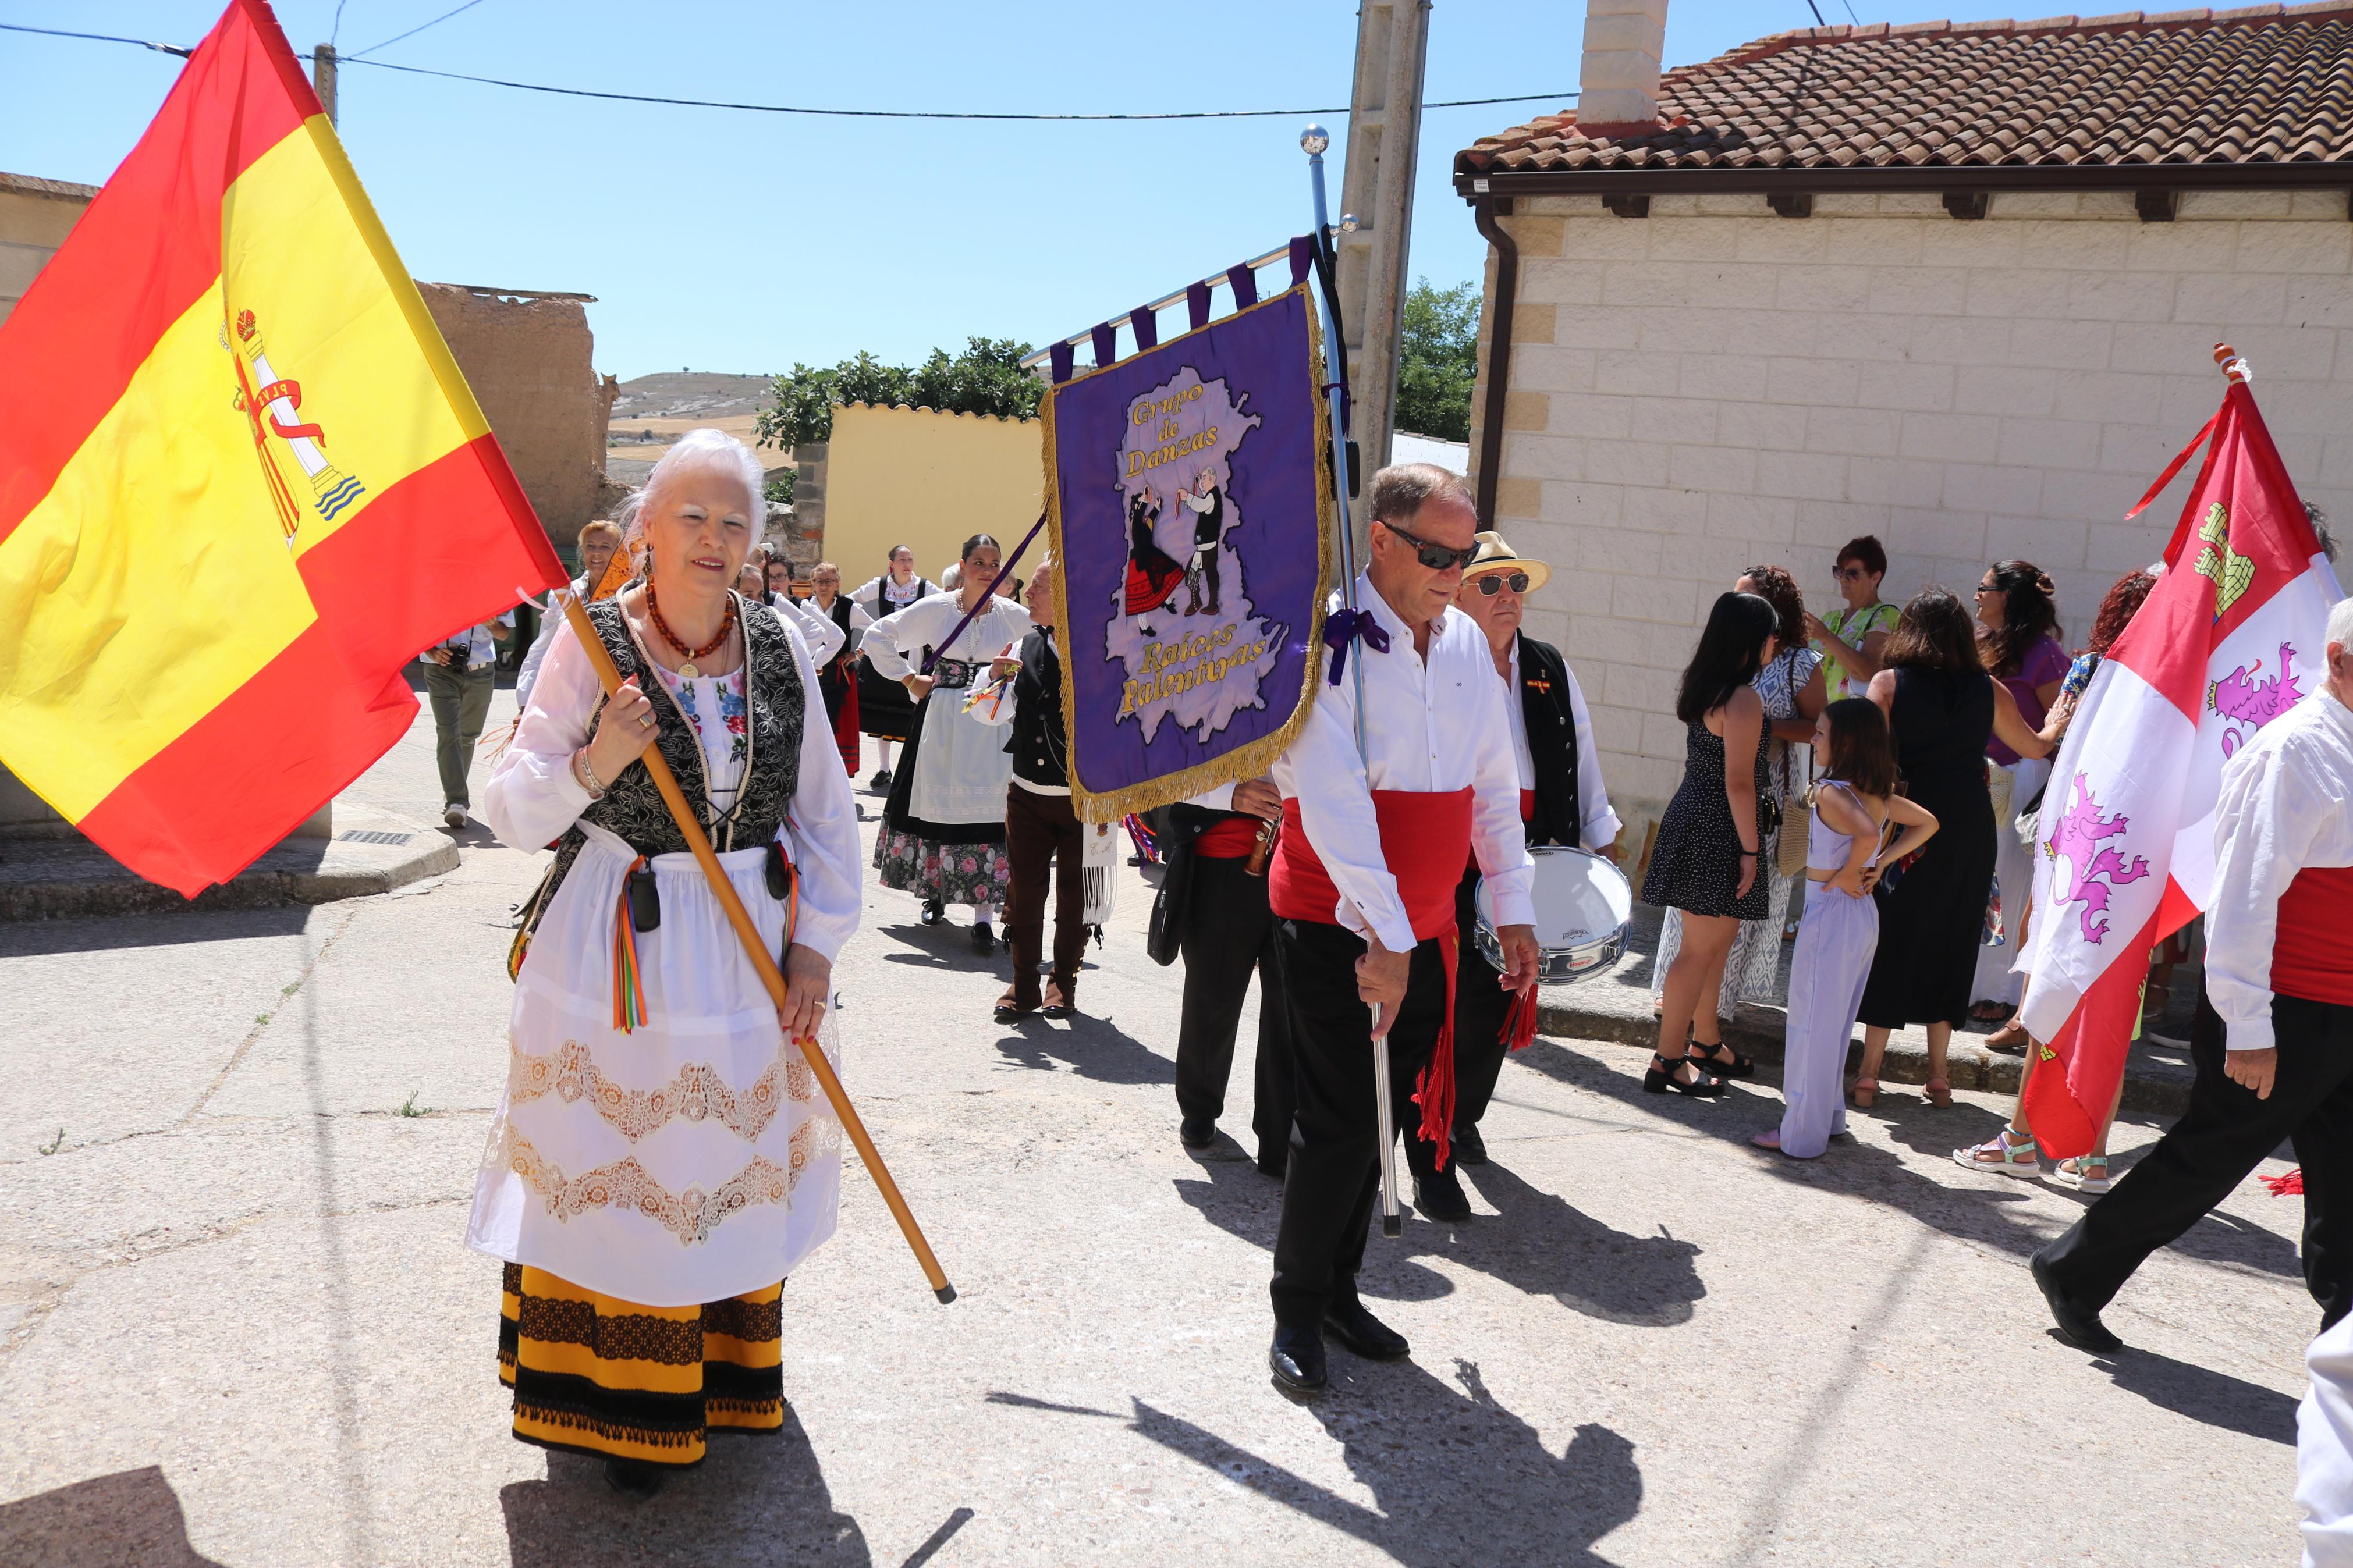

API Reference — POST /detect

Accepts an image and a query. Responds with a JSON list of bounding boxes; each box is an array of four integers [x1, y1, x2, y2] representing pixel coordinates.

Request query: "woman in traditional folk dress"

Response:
[[861, 532, 1033, 951], [474, 428, 861, 1499], [851, 545, 936, 789]]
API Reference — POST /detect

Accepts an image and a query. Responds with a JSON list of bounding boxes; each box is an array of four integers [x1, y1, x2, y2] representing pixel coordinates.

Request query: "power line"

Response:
[[331, 1, 352, 50], [0, 21, 1573, 122], [347, 0, 485, 61]]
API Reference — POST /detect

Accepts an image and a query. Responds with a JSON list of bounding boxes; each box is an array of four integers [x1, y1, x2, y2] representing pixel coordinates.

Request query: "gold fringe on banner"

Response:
[[1041, 283, 1337, 824]]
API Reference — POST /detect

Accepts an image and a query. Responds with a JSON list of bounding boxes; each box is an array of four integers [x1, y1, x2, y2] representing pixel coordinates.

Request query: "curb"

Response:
[[1535, 997, 2195, 1119], [0, 834, 458, 922]]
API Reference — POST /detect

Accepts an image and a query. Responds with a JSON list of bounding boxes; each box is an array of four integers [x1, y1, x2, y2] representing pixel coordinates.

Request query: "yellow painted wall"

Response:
[[822, 401, 1042, 585]]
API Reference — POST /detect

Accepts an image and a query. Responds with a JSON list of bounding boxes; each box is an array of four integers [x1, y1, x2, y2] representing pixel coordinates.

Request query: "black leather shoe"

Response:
[[1413, 1165, 1472, 1222], [1323, 1296, 1410, 1361], [918, 898, 944, 926], [1255, 1148, 1288, 1181], [1451, 1125, 1488, 1166], [2031, 1246, 2123, 1353], [605, 1457, 667, 1498], [1269, 1325, 1326, 1393], [1179, 1115, 1216, 1150], [970, 920, 995, 953]]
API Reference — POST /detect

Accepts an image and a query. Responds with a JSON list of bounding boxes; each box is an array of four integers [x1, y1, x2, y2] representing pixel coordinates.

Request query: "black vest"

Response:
[[1003, 627, 1069, 790], [1517, 633, 1584, 851], [527, 593, 807, 933]]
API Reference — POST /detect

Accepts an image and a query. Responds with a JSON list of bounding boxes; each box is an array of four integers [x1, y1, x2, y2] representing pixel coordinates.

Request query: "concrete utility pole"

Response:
[[1335, 0, 1431, 498], [312, 44, 338, 126]]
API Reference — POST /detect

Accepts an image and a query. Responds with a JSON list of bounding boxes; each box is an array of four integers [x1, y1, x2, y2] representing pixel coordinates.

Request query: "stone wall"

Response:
[[417, 283, 616, 554], [0, 172, 97, 328], [1474, 187, 2353, 835]]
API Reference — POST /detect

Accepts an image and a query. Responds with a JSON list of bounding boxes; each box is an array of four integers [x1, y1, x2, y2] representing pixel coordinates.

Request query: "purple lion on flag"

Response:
[[2207, 641, 2304, 756], [2045, 776, 2153, 943]]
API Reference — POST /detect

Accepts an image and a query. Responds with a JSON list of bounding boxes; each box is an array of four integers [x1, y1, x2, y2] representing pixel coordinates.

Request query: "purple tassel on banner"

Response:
[[1229, 261, 1258, 310], [1090, 323, 1119, 368], [1186, 282, 1212, 331], [1289, 234, 1314, 287], [1050, 342, 1074, 384], [1129, 305, 1158, 352], [1322, 607, 1391, 686]]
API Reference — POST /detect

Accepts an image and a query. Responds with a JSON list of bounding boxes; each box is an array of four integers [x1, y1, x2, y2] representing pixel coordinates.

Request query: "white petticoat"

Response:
[[466, 822, 843, 1307]]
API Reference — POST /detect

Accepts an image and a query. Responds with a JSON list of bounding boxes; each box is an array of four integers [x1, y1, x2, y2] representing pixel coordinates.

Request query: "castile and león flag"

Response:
[[0, 0, 569, 897], [2018, 348, 2347, 1160]]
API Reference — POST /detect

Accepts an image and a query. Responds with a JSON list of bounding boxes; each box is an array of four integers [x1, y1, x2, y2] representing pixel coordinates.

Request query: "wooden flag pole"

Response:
[[560, 595, 956, 1304]]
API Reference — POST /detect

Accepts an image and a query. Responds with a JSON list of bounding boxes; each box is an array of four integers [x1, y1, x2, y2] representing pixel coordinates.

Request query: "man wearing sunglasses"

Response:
[[1384, 531, 1623, 1220], [1262, 464, 1539, 1394]]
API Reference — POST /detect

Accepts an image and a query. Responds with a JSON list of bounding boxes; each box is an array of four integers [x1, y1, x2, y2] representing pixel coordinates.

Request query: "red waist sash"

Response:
[[1194, 816, 1264, 859], [1270, 787, 1475, 1167], [2274, 863, 2353, 1007]]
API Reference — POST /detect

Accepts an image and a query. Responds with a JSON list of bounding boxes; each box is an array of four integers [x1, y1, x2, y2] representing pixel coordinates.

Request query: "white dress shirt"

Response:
[[420, 607, 516, 671], [1506, 637, 1621, 849], [1270, 573, 1534, 953], [762, 592, 847, 668], [2205, 688, 2353, 1054], [482, 611, 863, 963]]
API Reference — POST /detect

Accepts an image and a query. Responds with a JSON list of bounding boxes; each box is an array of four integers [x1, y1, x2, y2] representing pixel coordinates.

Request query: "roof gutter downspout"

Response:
[[1471, 197, 1518, 528]]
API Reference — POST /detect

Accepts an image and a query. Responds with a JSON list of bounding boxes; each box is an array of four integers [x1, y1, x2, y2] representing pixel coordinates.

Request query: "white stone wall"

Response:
[[1472, 188, 2353, 835]]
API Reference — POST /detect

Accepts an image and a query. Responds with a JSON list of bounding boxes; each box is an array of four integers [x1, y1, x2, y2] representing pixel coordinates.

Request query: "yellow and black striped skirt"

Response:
[[499, 1262, 784, 1466]]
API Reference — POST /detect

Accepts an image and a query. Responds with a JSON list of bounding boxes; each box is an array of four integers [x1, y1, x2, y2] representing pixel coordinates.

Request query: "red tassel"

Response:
[[1502, 983, 1540, 1052], [1413, 929, 1461, 1170], [2262, 1168, 2304, 1196]]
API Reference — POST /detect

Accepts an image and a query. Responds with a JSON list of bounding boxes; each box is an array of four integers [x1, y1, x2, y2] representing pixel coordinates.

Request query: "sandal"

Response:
[[1690, 1029, 1756, 1080], [1953, 1126, 2039, 1176], [1924, 1076, 1953, 1107], [1985, 1019, 2030, 1055], [1850, 1075, 1879, 1108], [1643, 1051, 1726, 1097], [2051, 1154, 2113, 1194], [1968, 1001, 2008, 1023]]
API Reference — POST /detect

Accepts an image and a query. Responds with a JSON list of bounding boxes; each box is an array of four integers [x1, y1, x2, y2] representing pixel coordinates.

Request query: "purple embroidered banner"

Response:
[[1042, 283, 1333, 818]]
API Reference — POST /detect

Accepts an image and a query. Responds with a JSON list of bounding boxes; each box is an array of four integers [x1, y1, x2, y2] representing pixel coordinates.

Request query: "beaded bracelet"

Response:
[[573, 749, 608, 801]]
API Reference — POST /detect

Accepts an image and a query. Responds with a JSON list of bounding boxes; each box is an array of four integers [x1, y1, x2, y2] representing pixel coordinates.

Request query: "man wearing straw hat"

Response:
[[1403, 531, 1620, 1219]]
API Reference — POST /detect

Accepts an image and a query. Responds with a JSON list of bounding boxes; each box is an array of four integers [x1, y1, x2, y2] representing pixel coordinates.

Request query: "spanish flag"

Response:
[[0, 0, 568, 897]]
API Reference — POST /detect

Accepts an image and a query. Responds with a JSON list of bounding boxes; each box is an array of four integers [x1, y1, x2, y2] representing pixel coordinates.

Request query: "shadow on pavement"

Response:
[[2088, 1344, 2300, 1445], [990, 1009, 1176, 1086], [1172, 1151, 1704, 1328], [502, 1406, 876, 1566], [0, 902, 313, 958], [992, 1360, 1639, 1567], [0, 1467, 229, 1567]]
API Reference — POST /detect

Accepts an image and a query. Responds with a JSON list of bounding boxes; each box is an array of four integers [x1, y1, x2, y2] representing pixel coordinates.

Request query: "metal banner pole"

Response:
[[1301, 123, 1401, 1240]]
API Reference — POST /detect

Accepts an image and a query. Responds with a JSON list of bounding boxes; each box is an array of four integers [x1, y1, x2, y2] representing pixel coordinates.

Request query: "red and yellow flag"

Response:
[[0, 0, 568, 897]]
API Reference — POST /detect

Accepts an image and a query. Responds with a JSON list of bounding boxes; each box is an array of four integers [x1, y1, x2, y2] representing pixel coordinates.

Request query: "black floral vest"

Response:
[[524, 593, 805, 934]]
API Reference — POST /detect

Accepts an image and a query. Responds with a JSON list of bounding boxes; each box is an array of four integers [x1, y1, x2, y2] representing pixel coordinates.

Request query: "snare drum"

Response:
[[1474, 845, 1634, 983]]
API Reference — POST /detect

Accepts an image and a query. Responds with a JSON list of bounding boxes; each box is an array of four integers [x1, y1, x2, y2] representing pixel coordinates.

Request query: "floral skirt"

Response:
[[875, 826, 1011, 909]]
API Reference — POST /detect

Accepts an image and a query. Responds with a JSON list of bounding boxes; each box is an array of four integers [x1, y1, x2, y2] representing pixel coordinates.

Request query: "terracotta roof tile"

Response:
[[1456, 9, 2353, 180]]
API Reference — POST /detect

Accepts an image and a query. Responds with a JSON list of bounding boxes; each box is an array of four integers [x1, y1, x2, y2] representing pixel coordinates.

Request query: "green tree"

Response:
[[755, 337, 1042, 451], [1393, 277, 1481, 443]]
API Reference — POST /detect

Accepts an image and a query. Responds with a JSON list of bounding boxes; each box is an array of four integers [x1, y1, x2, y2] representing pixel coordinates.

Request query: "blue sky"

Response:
[[4, 1, 1963, 380]]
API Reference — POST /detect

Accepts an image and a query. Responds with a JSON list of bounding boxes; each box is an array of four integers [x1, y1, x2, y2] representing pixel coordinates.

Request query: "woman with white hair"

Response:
[[473, 428, 861, 1498]]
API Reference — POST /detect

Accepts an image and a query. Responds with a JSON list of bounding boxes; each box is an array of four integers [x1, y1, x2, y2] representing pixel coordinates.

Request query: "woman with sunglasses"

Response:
[[1805, 535, 1901, 702]]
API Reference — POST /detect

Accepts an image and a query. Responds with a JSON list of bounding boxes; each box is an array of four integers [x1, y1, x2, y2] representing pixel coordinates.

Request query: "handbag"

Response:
[[1777, 788, 1813, 879]]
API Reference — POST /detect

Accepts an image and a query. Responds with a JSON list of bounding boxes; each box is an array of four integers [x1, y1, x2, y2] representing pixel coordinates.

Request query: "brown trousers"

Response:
[[1004, 783, 1088, 1009]]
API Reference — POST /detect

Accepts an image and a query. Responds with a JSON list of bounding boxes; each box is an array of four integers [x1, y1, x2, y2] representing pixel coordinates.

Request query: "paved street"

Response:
[[0, 696, 2318, 1567]]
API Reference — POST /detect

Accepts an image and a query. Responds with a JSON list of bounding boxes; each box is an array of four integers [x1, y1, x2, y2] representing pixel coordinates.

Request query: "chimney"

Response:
[[1576, 0, 1667, 136]]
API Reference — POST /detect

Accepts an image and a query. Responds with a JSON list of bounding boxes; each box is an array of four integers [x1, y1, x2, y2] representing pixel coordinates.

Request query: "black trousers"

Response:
[[1173, 854, 1296, 1160], [2041, 987, 2353, 1328], [1003, 784, 1086, 1009], [1269, 918, 1446, 1329]]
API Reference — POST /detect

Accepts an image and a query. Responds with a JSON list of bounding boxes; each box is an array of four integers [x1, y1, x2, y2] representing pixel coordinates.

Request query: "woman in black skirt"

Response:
[[1850, 588, 2050, 1107], [1641, 591, 1779, 1096]]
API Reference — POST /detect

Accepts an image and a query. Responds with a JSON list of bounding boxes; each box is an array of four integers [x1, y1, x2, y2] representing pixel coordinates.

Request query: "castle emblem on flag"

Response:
[[2207, 641, 2306, 756], [2192, 502, 2254, 617], [221, 307, 367, 541], [2043, 777, 2152, 943]]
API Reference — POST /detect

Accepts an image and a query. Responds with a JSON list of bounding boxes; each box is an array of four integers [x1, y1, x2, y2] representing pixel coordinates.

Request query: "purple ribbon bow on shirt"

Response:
[[1323, 607, 1390, 685]]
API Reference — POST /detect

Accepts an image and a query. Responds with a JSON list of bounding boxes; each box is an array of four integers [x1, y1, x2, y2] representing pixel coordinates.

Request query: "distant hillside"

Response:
[[609, 371, 772, 420]]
